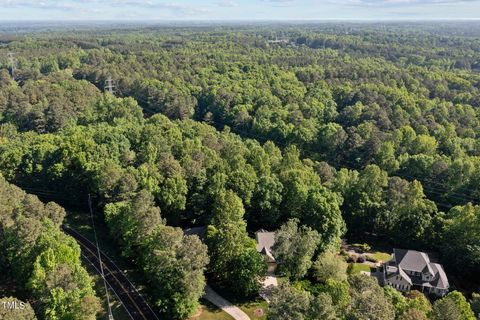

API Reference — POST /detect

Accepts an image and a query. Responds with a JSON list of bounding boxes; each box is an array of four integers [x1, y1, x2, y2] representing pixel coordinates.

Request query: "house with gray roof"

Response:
[[255, 230, 276, 272], [381, 249, 449, 297]]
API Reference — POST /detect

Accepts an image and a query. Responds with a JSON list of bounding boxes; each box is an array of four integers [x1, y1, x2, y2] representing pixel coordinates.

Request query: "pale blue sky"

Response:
[[1, 0, 480, 21]]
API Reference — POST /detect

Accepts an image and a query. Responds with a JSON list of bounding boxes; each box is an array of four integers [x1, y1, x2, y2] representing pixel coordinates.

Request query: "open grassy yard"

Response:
[[370, 251, 391, 262], [189, 301, 233, 320], [239, 300, 268, 320], [349, 263, 372, 274]]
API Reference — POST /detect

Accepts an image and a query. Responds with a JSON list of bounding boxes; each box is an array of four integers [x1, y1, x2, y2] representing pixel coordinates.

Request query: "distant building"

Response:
[[267, 38, 289, 44], [381, 249, 449, 297], [255, 229, 276, 272], [266, 38, 296, 47]]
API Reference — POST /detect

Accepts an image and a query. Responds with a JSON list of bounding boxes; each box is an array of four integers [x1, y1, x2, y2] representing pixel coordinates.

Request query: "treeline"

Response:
[[268, 271, 478, 320], [104, 190, 209, 319], [1, 36, 479, 278], [0, 175, 100, 319], [0, 69, 101, 132]]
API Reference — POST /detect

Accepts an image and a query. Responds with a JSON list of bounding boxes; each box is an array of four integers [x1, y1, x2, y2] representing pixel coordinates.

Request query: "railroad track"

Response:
[[62, 225, 161, 320]]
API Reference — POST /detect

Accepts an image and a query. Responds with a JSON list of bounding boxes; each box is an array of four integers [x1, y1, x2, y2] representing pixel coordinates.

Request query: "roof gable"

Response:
[[256, 230, 275, 253], [430, 263, 449, 289], [394, 248, 430, 273]]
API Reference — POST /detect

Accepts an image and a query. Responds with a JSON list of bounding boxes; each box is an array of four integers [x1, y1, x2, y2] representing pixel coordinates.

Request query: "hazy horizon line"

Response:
[[1, 18, 480, 23]]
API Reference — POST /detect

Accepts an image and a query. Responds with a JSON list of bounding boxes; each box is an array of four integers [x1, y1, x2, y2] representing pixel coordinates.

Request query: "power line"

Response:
[[88, 193, 114, 320], [7, 52, 17, 80]]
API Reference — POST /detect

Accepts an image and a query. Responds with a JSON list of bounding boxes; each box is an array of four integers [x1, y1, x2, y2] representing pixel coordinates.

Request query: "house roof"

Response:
[[422, 263, 434, 275], [388, 249, 449, 291], [393, 248, 431, 273], [399, 268, 413, 285], [255, 230, 275, 253], [261, 247, 276, 263], [386, 264, 413, 285], [430, 263, 449, 289]]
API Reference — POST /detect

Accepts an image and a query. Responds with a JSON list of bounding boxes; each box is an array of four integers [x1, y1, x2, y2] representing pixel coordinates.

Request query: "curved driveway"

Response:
[[204, 286, 251, 320]]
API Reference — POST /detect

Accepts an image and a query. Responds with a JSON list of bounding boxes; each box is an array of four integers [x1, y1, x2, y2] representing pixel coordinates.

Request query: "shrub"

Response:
[[349, 254, 358, 263], [352, 243, 371, 253]]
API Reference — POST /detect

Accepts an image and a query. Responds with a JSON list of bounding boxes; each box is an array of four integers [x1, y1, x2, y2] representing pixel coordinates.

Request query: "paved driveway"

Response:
[[204, 285, 251, 320], [262, 275, 278, 287], [259, 271, 278, 302]]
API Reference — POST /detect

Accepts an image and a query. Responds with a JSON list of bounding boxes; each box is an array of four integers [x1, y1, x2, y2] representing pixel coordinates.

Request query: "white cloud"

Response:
[[216, 0, 239, 7], [332, 0, 480, 7], [260, 0, 298, 7], [0, 0, 209, 15]]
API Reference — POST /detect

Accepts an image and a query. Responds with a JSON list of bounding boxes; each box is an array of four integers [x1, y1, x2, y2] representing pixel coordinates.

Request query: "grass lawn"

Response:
[[370, 251, 391, 262], [201, 284, 269, 320], [349, 263, 372, 274], [239, 300, 268, 319], [189, 300, 233, 320]]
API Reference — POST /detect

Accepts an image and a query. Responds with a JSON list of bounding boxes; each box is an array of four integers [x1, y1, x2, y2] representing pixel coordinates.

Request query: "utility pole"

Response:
[[8, 52, 17, 80], [104, 76, 115, 95], [88, 194, 114, 320]]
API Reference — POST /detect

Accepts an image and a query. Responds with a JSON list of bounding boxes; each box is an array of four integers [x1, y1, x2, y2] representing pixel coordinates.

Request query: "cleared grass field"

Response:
[[349, 263, 372, 274], [370, 251, 391, 262]]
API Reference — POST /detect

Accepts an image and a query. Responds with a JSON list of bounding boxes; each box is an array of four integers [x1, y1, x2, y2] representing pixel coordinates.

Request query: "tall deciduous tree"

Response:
[[313, 250, 348, 283], [272, 219, 321, 280], [205, 190, 266, 297], [266, 283, 313, 320], [142, 225, 209, 319], [431, 291, 476, 320], [105, 190, 209, 319], [348, 274, 396, 320], [442, 204, 480, 276], [303, 187, 345, 252]]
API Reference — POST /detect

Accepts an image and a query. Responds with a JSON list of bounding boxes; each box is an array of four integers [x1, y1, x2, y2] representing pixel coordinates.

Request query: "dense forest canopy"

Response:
[[0, 22, 479, 319]]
